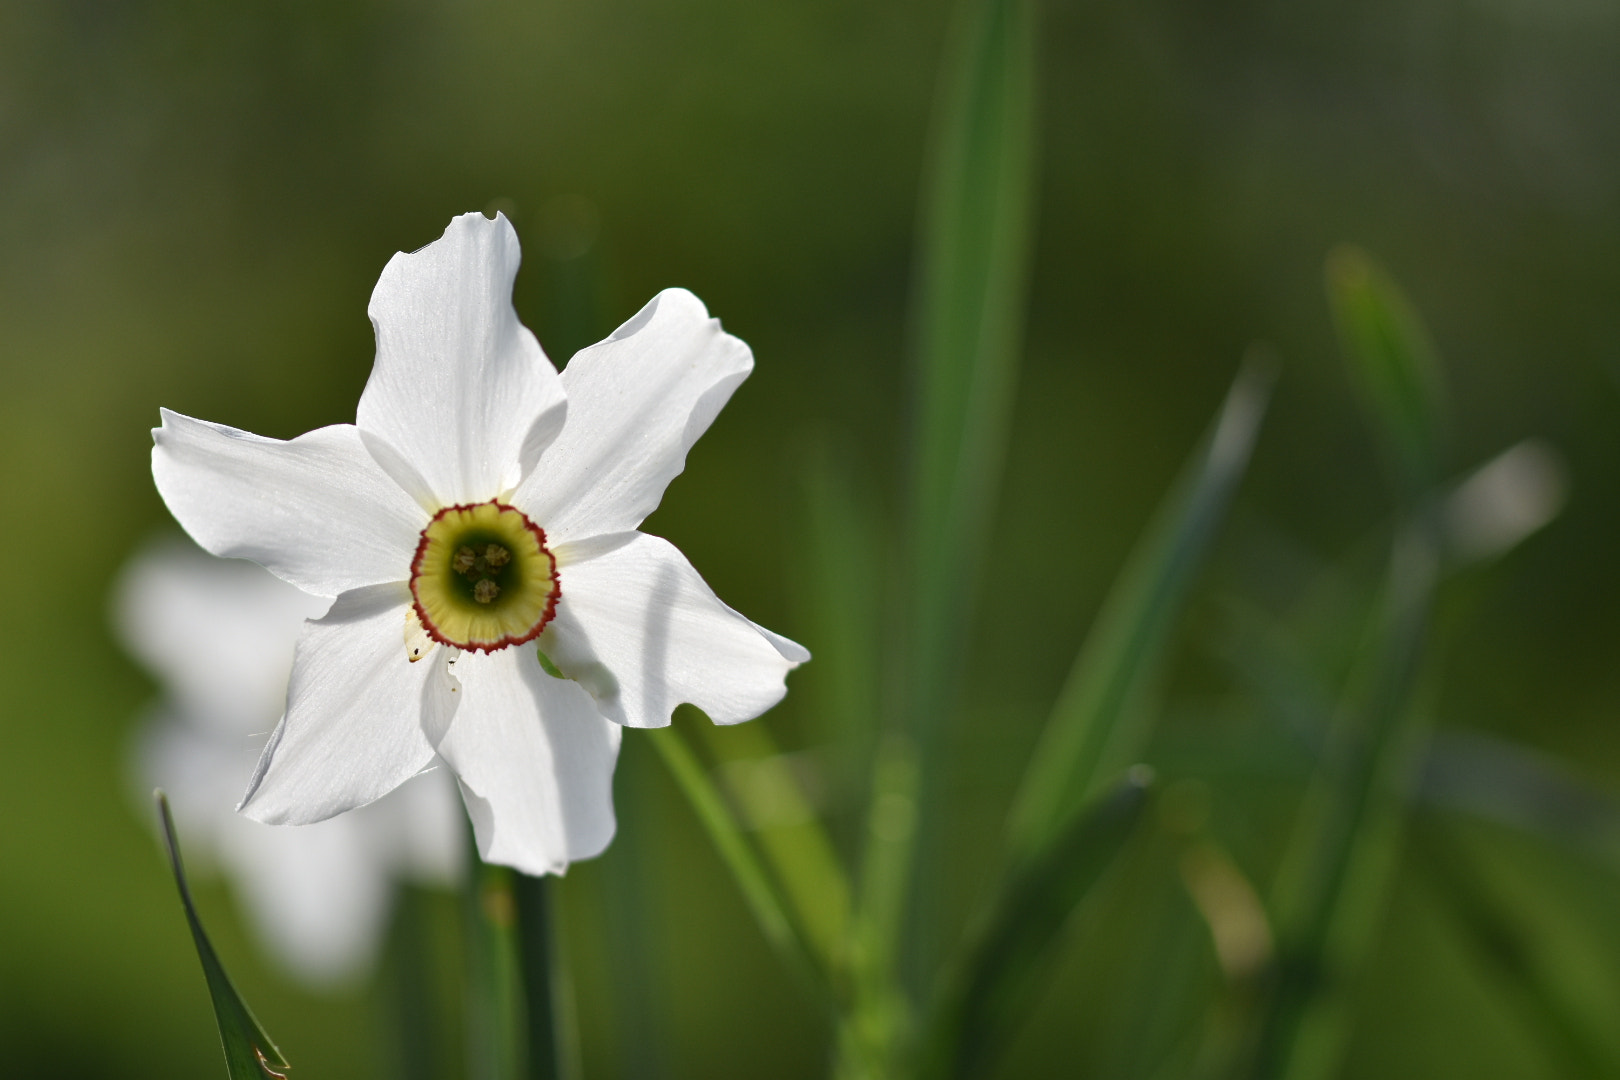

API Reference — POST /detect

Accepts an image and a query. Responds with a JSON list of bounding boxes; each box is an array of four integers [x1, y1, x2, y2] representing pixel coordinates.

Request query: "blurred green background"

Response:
[[4, 0, 1620, 1077]]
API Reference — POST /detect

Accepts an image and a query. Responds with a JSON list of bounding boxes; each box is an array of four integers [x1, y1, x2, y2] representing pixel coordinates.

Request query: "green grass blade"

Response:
[[1248, 254, 1451, 1080], [918, 770, 1155, 1080], [650, 717, 838, 1010], [155, 791, 289, 1080], [796, 438, 884, 755], [1251, 530, 1438, 1080], [903, 0, 1036, 745], [1008, 358, 1275, 859], [896, 0, 1040, 1009], [904, 0, 1038, 724], [1414, 824, 1620, 1079], [1325, 246, 1446, 498], [708, 718, 853, 973], [1418, 730, 1620, 869]]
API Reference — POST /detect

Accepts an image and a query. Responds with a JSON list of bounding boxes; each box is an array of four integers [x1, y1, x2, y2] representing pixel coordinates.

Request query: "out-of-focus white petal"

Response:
[[358, 212, 567, 507], [375, 765, 467, 885], [114, 537, 330, 733], [240, 584, 455, 824], [1443, 439, 1567, 566], [543, 532, 807, 729], [218, 810, 393, 986], [153, 410, 425, 598], [436, 649, 621, 875], [513, 289, 752, 542], [139, 712, 450, 986]]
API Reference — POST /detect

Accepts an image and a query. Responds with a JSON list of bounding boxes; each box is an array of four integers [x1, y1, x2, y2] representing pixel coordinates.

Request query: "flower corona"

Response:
[[409, 501, 559, 653]]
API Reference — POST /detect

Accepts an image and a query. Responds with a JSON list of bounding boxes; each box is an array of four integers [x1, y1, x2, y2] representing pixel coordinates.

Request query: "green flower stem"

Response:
[[385, 885, 459, 1080], [843, 735, 921, 1080], [464, 840, 528, 1080], [514, 874, 573, 1080], [649, 722, 841, 1012]]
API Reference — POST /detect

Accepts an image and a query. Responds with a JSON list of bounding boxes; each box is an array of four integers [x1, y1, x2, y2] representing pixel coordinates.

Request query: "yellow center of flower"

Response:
[[409, 501, 559, 652]]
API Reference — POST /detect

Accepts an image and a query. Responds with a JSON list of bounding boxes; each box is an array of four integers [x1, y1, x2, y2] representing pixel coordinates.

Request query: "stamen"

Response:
[[473, 579, 500, 604]]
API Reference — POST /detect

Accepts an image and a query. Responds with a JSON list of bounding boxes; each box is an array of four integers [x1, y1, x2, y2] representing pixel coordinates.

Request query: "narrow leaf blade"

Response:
[[921, 770, 1155, 1079], [1009, 358, 1275, 858], [1325, 246, 1445, 497], [649, 717, 837, 1009], [895, 0, 1041, 1005], [156, 791, 289, 1079], [904, 0, 1037, 743]]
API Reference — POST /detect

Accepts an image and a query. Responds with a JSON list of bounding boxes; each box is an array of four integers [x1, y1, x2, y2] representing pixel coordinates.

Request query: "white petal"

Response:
[[114, 537, 331, 733], [543, 532, 807, 728], [513, 288, 752, 542], [436, 648, 621, 875], [358, 212, 567, 507], [153, 410, 426, 598], [240, 584, 456, 824]]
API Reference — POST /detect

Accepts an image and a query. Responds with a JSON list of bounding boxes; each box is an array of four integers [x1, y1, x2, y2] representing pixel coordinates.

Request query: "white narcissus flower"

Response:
[[115, 536, 464, 986], [151, 211, 807, 875]]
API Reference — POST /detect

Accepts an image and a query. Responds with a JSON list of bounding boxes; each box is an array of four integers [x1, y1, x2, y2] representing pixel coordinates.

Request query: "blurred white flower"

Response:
[[1443, 439, 1567, 565], [115, 536, 464, 987], [150, 211, 806, 876]]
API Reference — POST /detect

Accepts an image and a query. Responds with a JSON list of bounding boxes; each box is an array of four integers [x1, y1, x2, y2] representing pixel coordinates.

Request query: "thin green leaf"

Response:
[[918, 770, 1155, 1080], [708, 719, 853, 974], [1325, 245, 1446, 498], [155, 791, 289, 1080], [1245, 254, 1451, 1080], [1414, 824, 1620, 1079], [1250, 527, 1438, 1080], [898, 0, 1039, 993], [1418, 730, 1620, 870], [1008, 357, 1276, 859], [650, 716, 838, 1009], [796, 437, 884, 758], [904, 0, 1038, 726]]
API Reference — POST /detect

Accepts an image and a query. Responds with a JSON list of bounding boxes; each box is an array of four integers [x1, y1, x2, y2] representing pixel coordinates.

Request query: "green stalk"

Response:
[[514, 874, 569, 1080], [464, 840, 527, 1080], [384, 885, 459, 1080]]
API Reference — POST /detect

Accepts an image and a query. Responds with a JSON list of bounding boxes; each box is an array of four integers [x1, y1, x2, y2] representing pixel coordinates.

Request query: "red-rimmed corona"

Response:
[[409, 501, 559, 653]]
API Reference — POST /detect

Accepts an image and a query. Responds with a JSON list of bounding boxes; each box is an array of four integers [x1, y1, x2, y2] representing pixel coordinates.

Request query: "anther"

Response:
[[453, 546, 479, 574], [473, 579, 501, 604], [484, 543, 510, 568]]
